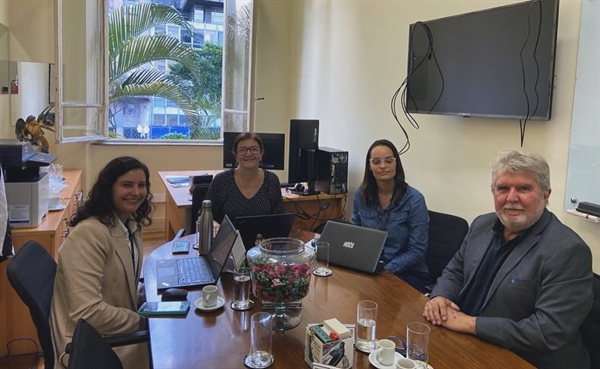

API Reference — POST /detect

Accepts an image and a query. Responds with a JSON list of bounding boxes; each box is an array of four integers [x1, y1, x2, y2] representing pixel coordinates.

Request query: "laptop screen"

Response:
[[233, 213, 296, 249], [207, 215, 237, 277]]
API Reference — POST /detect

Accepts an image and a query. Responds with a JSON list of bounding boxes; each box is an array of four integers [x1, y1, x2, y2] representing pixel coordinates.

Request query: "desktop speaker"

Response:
[[315, 147, 348, 195]]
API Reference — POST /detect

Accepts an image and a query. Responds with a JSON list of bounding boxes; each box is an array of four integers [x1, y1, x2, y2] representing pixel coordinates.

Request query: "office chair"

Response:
[[312, 218, 351, 234], [190, 182, 212, 234], [66, 318, 123, 369], [425, 210, 469, 292], [581, 273, 600, 369], [7, 240, 57, 369]]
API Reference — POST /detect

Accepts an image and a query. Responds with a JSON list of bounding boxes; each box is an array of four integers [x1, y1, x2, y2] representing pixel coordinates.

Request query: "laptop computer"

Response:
[[317, 221, 388, 273], [155, 215, 237, 290], [233, 213, 297, 250]]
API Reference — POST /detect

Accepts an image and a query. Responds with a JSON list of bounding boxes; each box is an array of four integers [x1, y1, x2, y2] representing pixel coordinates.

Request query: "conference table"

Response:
[[158, 171, 347, 240], [143, 232, 534, 369]]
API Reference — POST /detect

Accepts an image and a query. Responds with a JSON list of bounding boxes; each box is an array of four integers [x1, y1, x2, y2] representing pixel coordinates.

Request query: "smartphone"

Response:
[[137, 301, 190, 316], [172, 240, 190, 254]]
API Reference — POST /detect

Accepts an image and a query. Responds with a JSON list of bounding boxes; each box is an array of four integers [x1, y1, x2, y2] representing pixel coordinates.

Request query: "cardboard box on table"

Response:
[[304, 323, 354, 368]]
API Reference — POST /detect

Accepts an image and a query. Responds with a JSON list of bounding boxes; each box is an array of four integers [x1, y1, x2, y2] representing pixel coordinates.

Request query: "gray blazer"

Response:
[[431, 209, 593, 369]]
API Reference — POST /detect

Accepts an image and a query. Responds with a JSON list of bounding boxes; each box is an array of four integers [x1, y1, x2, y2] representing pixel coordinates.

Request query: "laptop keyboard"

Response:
[[177, 258, 212, 285]]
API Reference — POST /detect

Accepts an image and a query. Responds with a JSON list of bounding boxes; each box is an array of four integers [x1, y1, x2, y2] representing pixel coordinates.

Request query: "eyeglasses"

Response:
[[236, 146, 261, 155], [369, 156, 396, 166]]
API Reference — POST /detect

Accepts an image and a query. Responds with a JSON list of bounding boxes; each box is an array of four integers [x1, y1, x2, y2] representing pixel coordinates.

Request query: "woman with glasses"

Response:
[[352, 139, 431, 293], [206, 132, 285, 224]]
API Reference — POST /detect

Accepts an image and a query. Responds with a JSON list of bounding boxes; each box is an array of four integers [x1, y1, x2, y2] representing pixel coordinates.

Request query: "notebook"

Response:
[[233, 213, 297, 250], [155, 215, 237, 290], [317, 221, 388, 274]]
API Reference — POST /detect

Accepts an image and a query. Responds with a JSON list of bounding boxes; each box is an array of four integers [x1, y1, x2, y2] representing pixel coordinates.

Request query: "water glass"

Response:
[[231, 268, 254, 311], [244, 312, 274, 369], [355, 300, 377, 353], [406, 322, 430, 369], [312, 241, 332, 277]]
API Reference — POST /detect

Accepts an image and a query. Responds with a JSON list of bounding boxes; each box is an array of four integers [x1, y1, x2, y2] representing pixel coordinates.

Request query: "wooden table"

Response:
[[143, 232, 534, 369], [158, 171, 347, 239]]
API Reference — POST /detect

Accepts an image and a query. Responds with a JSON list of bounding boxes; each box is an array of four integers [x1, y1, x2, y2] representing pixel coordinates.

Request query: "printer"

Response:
[[0, 139, 56, 228]]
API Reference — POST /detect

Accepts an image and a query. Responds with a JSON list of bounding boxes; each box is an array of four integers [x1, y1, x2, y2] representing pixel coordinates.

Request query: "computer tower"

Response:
[[315, 147, 348, 195], [288, 119, 319, 184]]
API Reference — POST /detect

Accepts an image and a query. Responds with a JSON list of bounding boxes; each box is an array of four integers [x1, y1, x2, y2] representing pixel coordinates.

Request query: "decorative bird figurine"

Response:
[[15, 104, 55, 153]]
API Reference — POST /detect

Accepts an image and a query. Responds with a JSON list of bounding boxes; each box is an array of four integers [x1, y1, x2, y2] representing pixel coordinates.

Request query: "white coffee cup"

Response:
[[49, 195, 60, 208], [202, 285, 218, 307], [376, 338, 396, 366], [396, 357, 417, 369]]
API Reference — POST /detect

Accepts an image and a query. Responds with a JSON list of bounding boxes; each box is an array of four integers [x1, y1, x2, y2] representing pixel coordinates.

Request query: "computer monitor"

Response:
[[288, 119, 319, 185], [223, 132, 285, 170]]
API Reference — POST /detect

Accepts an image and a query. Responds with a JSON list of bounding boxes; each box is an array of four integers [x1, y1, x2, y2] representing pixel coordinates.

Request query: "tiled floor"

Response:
[[2, 236, 167, 369]]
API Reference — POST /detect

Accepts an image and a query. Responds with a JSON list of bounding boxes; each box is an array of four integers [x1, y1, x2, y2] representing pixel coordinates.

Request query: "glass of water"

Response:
[[244, 312, 274, 368], [312, 241, 332, 277], [356, 300, 378, 353], [231, 267, 254, 311]]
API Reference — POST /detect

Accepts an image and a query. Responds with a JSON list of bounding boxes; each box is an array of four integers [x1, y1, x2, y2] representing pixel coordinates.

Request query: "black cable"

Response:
[[518, 0, 543, 147], [0, 338, 41, 360], [391, 21, 444, 155]]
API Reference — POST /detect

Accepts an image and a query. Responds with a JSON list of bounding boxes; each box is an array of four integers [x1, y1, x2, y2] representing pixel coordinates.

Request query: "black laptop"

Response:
[[233, 213, 296, 249], [155, 215, 237, 290]]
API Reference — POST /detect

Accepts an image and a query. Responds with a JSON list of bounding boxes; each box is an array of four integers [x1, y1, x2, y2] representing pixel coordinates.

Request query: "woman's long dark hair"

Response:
[[359, 139, 408, 207], [70, 156, 153, 227]]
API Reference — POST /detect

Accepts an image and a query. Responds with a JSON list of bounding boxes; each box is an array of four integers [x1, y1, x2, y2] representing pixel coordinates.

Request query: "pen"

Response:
[[566, 209, 600, 222]]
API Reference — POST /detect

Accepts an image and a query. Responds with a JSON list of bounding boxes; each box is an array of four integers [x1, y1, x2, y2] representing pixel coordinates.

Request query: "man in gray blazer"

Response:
[[423, 149, 593, 369]]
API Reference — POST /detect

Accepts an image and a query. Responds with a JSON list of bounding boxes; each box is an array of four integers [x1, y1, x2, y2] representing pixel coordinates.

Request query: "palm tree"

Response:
[[108, 3, 201, 134]]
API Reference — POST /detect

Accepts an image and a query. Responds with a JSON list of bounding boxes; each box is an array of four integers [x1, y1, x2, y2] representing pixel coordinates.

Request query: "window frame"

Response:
[[55, 0, 253, 144]]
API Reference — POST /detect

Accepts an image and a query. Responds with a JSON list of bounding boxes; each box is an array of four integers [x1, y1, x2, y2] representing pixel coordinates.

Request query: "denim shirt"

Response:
[[352, 186, 429, 275]]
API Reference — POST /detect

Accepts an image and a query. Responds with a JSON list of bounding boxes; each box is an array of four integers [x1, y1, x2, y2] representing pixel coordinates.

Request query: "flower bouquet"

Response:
[[250, 260, 311, 302], [246, 237, 316, 330]]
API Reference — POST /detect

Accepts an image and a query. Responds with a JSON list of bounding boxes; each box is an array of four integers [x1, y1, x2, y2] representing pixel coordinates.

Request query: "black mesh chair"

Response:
[[190, 182, 212, 234], [8, 241, 149, 369], [66, 319, 123, 369], [7, 240, 57, 369], [425, 210, 469, 292], [581, 273, 600, 369]]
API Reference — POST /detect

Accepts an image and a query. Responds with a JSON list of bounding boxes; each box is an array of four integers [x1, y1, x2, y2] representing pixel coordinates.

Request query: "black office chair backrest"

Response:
[[425, 210, 469, 286], [581, 273, 600, 369], [67, 318, 123, 369], [312, 218, 351, 234], [190, 183, 212, 234], [7, 240, 57, 369]]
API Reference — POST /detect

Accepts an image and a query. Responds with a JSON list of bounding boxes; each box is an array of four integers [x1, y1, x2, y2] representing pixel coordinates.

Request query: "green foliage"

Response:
[[170, 43, 223, 98], [108, 3, 202, 128], [160, 132, 190, 140]]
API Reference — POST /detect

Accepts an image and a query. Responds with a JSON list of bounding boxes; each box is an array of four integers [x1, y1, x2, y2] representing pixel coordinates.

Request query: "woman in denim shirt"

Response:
[[352, 139, 431, 293]]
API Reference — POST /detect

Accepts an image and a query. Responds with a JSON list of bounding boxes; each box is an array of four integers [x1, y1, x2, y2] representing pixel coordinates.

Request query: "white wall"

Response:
[[267, 0, 599, 271]]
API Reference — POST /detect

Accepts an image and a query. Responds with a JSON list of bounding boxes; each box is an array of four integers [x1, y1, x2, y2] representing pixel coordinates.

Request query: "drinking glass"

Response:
[[312, 241, 332, 277], [355, 300, 377, 353], [244, 312, 274, 368], [406, 322, 430, 369], [231, 267, 254, 311]]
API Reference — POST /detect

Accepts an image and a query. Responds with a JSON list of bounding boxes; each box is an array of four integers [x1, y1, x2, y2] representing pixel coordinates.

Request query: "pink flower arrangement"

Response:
[[250, 261, 311, 302]]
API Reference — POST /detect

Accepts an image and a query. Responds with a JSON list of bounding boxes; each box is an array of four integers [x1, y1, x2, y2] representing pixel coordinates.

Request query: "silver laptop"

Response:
[[318, 221, 388, 273], [156, 215, 237, 290]]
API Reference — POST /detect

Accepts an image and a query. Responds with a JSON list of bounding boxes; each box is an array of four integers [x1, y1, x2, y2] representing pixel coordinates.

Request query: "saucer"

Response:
[[48, 204, 67, 212], [368, 351, 404, 369], [194, 296, 225, 312]]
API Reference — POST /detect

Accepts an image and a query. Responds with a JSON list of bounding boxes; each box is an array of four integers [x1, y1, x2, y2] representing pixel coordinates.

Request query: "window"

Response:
[[55, 0, 252, 143]]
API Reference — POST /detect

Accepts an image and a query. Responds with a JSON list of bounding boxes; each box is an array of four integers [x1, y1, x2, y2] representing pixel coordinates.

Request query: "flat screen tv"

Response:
[[405, 0, 559, 120], [223, 132, 285, 170]]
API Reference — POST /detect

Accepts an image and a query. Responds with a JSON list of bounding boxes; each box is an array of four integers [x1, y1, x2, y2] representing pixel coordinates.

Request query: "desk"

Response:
[[0, 169, 83, 356], [159, 171, 347, 240], [143, 233, 534, 369]]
